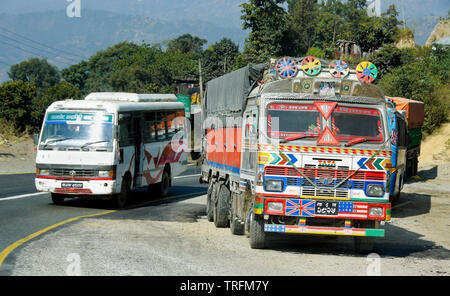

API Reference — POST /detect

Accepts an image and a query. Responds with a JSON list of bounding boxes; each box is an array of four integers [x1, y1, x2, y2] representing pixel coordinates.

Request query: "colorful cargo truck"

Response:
[[201, 57, 403, 253], [385, 96, 424, 178]]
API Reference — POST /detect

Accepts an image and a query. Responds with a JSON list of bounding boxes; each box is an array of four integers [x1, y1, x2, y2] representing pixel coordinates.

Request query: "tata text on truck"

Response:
[[201, 57, 405, 252], [35, 93, 187, 208]]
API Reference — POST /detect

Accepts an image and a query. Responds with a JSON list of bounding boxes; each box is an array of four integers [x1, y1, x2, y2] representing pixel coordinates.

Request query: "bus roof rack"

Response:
[[84, 92, 178, 103]]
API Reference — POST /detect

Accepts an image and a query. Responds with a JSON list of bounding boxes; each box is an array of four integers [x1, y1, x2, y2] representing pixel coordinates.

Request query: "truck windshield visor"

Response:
[[267, 103, 384, 144], [40, 112, 114, 148]]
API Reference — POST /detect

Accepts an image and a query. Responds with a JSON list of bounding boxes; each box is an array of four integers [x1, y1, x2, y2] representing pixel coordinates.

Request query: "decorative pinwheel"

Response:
[[356, 61, 378, 83], [275, 57, 298, 79], [301, 56, 322, 76], [329, 60, 349, 78]]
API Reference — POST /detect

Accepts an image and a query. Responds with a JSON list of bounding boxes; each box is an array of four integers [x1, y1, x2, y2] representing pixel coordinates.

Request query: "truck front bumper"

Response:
[[256, 196, 390, 237], [264, 224, 385, 237]]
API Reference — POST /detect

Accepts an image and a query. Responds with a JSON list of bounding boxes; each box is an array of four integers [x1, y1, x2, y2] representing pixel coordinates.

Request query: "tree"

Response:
[[167, 34, 207, 54], [61, 61, 89, 92], [8, 58, 60, 89], [202, 38, 240, 82], [0, 80, 37, 132], [240, 0, 288, 63], [377, 45, 449, 134], [286, 0, 319, 56], [31, 81, 81, 129], [353, 5, 401, 52]]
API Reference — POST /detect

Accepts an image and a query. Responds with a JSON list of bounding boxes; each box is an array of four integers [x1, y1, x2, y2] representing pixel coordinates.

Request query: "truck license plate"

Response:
[[61, 183, 83, 189], [315, 201, 338, 216]]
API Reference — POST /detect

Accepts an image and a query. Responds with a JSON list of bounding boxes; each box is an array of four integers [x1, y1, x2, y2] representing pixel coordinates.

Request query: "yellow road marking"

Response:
[[0, 172, 35, 176], [0, 190, 207, 270], [0, 210, 117, 269]]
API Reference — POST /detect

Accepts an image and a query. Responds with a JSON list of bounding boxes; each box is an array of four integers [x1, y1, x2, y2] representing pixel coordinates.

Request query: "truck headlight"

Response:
[[265, 179, 283, 192], [267, 202, 284, 212], [369, 207, 384, 217], [366, 184, 384, 197]]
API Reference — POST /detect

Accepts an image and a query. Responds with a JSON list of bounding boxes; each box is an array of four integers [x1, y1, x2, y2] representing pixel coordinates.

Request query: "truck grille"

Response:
[[264, 166, 386, 181]]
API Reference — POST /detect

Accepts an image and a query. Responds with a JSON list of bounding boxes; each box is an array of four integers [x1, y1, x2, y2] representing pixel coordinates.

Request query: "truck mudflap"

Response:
[[264, 223, 385, 237]]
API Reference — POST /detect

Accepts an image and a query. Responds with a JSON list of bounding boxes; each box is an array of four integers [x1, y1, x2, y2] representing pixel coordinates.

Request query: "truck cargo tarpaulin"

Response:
[[204, 64, 266, 118], [386, 96, 425, 129]]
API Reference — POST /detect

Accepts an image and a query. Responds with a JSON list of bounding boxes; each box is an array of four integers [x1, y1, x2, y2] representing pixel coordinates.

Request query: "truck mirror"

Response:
[[33, 134, 39, 145]]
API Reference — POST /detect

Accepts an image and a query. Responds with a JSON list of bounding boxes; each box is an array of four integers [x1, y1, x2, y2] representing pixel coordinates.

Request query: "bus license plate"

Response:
[[61, 183, 83, 189], [315, 201, 338, 216]]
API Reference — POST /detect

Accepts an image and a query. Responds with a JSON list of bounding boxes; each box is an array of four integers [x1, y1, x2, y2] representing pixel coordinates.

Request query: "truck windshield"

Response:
[[332, 106, 383, 143], [267, 103, 384, 144], [40, 112, 114, 149], [267, 103, 321, 139]]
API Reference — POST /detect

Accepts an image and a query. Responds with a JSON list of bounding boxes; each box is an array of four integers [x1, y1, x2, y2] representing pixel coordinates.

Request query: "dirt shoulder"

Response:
[[0, 137, 36, 174]]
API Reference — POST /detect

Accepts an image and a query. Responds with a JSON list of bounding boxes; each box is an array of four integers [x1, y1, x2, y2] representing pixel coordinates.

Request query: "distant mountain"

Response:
[[0, 10, 248, 82], [0, 0, 245, 29]]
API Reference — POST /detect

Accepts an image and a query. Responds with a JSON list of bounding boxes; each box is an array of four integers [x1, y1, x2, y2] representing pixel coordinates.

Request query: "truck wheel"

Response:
[[206, 181, 215, 222], [214, 184, 230, 228], [51, 193, 65, 205], [249, 211, 266, 249], [413, 156, 419, 176], [230, 193, 245, 235], [354, 221, 376, 254], [112, 177, 130, 209]]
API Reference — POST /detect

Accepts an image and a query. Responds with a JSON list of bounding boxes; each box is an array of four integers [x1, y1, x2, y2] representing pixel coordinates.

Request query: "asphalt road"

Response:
[[1, 164, 449, 276], [0, 173, 37, 199], [0, 165, 206, 275]]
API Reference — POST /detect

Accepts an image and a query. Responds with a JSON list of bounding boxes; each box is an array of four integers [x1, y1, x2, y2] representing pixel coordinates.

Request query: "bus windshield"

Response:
[[40, 112, 114, 149]]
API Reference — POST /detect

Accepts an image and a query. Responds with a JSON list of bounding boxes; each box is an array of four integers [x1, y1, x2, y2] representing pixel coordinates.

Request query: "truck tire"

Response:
[[206, 181, 215, 222], [354, 220, 376, 254], [214, 184, 230, 228], [230, 192, 245, 235], [249, 211, 266, 249], [51, 193, 65, 205], [112, 177, 130, 209], [412, 156, 419, 176]]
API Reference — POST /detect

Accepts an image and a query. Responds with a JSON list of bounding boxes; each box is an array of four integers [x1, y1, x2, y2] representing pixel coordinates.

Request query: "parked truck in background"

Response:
[[385, 96, 425, 178], [200, 57, 406, 252]]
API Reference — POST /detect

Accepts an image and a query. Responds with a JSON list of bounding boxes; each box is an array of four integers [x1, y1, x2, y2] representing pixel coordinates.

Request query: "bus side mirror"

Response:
[[33, 134, 39, 145]]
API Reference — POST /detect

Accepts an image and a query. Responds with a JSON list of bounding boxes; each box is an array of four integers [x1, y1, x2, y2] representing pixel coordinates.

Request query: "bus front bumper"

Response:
[[35, 177, 118, 196]]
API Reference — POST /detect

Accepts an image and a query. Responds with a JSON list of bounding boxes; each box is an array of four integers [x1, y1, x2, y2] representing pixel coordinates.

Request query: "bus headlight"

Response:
[[265, 179, 283, 192], [366, 184, 384, 197], [98, 170, 114, 178], [38, 169, 50, 176]]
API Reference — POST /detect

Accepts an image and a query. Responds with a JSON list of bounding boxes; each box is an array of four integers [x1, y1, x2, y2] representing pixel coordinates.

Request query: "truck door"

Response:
[[240, 109, 258, 189], [394, 114, 408, 194]]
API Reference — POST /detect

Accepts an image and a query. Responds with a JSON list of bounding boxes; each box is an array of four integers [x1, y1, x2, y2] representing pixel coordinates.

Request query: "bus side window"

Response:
[[144, 112, 156, 143], [166, 110, 178, 140], [156, 112, 167, 141]]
